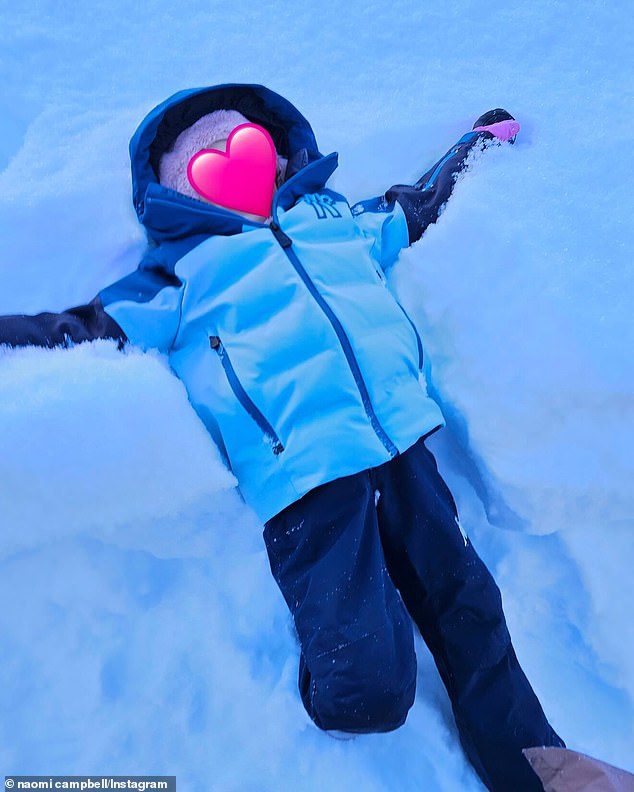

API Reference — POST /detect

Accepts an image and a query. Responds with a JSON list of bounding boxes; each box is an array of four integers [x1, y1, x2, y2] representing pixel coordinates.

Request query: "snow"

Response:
[[1, 1, 633, 789]]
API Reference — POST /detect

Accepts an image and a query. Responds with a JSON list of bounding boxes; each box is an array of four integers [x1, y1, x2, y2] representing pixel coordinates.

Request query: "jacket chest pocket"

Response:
[[209, 335, 285, 456]]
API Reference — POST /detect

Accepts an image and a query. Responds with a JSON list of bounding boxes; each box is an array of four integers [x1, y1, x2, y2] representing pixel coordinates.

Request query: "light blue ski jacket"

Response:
[[2, 85, 493, 522]]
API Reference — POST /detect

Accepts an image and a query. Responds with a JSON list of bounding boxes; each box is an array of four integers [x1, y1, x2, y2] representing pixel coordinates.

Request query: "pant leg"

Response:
[[373, 437, 564, 792], [263, 468, 417, 733]]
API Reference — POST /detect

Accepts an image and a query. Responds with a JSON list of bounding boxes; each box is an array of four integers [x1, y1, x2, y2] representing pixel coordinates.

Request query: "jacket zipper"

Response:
[[210, 335, 284, 455], [269, 221, 399, 458], [151, 155, 398, 459]]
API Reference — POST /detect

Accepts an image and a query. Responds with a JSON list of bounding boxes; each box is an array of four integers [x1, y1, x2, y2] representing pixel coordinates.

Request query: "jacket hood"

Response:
[[129, 84, 338, 246]]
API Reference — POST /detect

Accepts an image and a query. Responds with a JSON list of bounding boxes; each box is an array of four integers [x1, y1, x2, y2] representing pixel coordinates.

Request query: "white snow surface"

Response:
[[1, 1, 633, 789]]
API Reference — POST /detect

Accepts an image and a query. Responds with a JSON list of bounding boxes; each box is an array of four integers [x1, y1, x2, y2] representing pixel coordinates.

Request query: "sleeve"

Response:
[[0, 295, 127, 350], [386, 130, 497, 245], [351, 129, 500, 270], [350, 195, 411, 273], [0, 266, 184, 354], [98, 267, 184, 353]]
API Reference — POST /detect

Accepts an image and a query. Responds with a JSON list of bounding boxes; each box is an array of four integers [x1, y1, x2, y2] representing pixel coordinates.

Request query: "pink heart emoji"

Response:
[[187, 123, 277, 218]]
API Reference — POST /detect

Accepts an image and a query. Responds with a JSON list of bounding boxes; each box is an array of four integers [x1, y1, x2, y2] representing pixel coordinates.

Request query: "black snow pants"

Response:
[[263, 436, 564, 792]]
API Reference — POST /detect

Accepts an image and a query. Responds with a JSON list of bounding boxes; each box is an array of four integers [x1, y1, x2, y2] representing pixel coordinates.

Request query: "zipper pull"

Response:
[[269, 221, 293, 248], [209, 335, 221, 349]]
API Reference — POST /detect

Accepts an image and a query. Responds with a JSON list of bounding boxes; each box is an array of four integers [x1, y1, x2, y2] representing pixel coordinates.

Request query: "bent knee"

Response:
[[309, 645, 417, 733], [302, 620, 417, 734], [315, 672, 415, 733]]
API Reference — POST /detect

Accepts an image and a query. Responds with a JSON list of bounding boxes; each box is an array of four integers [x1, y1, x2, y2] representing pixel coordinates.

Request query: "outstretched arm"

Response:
[[387, 112, 520, 245], [0, 264, 184, 354], [0, 296, 127, 349], [351, 110, 519, 269]]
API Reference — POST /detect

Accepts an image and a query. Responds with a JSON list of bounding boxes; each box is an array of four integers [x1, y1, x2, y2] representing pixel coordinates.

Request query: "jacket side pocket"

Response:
[[210, 335, 285, 455]]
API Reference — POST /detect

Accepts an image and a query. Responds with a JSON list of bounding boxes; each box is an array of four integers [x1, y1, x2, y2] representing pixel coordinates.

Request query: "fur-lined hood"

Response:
[[157, 109, 288, 202], [128, 84, 336, 245]]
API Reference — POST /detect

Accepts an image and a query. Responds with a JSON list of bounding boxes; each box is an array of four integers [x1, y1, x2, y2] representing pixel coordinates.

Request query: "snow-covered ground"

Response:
[[1, 1, 632, 789]]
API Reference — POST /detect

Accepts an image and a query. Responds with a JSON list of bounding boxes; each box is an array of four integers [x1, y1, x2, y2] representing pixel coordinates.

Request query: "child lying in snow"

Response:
[[0, 84, 563, 791]]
